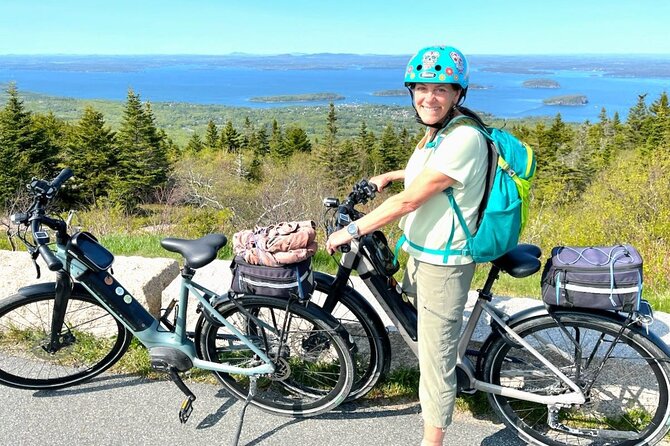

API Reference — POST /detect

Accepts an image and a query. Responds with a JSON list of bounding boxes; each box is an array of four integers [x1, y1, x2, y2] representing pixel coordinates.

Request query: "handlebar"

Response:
[[323, 179, 379, 253], [12, 168, 74, 271]]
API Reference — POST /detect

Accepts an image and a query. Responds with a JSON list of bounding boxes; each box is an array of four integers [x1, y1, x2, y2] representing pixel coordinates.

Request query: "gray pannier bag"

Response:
[[541, 244, 643, 312], [230, 256, 314, 300]]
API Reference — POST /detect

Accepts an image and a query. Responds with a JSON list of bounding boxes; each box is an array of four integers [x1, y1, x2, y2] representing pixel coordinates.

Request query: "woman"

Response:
[[325, 45, 489, 446]]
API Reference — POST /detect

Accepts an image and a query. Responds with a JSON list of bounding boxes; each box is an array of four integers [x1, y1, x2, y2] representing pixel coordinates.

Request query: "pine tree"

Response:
[[220, 120, 242, 153], [0, 84, 53, 202], [113, 89, 169, 210], [373, 124, 402, 173], [64, 106, 116, 204], [355, 121, 377, 177], [284, 125, 311, 154], [269, 119, 290, 159], [646, 92, 670, 154], [325, 102, 337, 149], [186, 132, 205, 153], [252, 126, 270, 157], [204, 120, 219, 150], [625, 94, 651, 149]]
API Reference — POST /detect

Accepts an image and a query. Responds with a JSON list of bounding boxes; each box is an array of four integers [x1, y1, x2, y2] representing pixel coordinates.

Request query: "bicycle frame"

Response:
[[329, 240, 586, 406], [52, 243, 275, 377]]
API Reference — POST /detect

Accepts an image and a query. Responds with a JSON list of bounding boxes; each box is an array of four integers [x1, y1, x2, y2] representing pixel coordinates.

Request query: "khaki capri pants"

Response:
[[402, 256, 475, 429]]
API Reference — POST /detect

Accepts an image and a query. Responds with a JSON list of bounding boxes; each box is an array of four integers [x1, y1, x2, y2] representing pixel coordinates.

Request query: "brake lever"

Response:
[[29, 248, 42, 279]]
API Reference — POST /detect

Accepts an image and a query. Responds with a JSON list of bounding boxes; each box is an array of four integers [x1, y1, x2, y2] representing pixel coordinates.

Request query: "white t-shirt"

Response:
[[399, 124, 488, 265]]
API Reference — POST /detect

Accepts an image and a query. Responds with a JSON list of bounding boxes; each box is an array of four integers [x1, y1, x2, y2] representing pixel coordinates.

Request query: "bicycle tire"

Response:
[[483, 311, 670, 446], [311, 272, 391, 401], [0, 287, 132, 390], [198, 295, 354, 417]]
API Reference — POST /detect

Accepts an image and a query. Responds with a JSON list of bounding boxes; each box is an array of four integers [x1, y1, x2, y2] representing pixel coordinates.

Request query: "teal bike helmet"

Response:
[[404, 45, 471, 128], [404, 45, 469, 89]]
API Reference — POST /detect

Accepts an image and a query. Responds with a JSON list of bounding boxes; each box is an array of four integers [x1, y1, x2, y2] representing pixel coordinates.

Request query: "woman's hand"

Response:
[[325, 228, 352, 255], [370, 170, 405, 192], [369, 173, 392, 192]]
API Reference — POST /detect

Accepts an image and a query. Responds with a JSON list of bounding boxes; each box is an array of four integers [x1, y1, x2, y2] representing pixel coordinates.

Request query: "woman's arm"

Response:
[[326, 167, 456, 254]]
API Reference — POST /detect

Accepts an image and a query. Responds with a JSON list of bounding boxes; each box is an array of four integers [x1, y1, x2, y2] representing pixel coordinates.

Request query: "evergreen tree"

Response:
[[252, 126, 270, 157], [625, 94, 651, 149], [355, 121, 377, 177], [204, 120, 219, 150], [113, 89, 169, 210], [220, 120, 242, 153], [64, 106, 116, 204], [373, 124, 403, 173], [186, 132, 205, 153], [0, 84, 53, 202], [31, 111, 66, 174], [646, 92, 670, 154], [284, 125, 311, 153], [325, 102, 338, 149], [269, 119, 290, 159]]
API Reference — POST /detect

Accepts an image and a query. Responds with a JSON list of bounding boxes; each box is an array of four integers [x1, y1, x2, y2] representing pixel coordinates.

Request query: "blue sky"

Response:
[[0, 0, 668, 55]]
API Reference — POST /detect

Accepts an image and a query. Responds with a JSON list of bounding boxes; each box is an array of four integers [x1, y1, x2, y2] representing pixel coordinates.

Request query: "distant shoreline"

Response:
[[248, 92, 345, 103]]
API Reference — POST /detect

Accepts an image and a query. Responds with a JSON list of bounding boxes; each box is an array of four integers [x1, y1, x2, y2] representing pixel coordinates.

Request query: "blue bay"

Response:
[[1, 55, 669, 122]]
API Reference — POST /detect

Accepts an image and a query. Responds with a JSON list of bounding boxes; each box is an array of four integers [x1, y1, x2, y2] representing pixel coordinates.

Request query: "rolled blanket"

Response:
[[232, 220, 318, 266]]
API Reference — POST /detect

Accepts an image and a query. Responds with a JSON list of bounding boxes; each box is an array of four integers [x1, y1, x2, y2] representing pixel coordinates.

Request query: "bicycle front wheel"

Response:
[[0, 287, 132, 389], [484, 311, 670, 446], [198, 295, 354, 417], [311, 273, 391, 401]]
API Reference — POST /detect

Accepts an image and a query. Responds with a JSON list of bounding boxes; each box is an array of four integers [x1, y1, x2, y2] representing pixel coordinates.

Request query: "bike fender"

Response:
[[480, 304, 670, 361], [17, 281, 90, 296]]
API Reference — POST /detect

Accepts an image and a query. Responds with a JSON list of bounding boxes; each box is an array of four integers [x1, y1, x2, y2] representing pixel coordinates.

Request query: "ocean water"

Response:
[[0, 59, 668, 122]]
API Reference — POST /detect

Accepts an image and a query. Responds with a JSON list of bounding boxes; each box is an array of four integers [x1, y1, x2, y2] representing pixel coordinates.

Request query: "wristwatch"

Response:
[[346, 222, 360, 239]]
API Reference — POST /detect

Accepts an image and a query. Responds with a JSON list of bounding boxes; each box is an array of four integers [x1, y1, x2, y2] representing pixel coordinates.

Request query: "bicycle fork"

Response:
[[46, 271, 73, 354]]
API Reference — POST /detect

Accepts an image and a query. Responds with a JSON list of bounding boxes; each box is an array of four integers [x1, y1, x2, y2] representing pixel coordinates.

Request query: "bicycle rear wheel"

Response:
[[0, 287, 132, 389], [484, 311, 670, 446], [311, 273, 391, 401], [198, 295, 354, 417]]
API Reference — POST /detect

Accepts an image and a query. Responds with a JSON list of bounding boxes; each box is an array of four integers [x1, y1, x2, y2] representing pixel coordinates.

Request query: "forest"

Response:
[[0, 83, 668, 307]]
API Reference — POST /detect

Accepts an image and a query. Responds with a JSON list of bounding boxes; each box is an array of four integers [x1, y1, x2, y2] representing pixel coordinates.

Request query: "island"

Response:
[[543, 95, 588, 106], [523, 78, 560, 89], [249, 92, 344, 103], [469, 83, 492, 90], [371, 89, 407, 97]]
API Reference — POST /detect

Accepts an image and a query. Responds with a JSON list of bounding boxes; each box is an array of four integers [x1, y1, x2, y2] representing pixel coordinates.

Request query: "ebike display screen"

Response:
[[68, 231, 114, 271]]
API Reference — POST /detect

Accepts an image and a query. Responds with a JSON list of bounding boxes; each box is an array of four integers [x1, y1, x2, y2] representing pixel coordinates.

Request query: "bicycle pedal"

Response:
[[179, 395, 195, 424]]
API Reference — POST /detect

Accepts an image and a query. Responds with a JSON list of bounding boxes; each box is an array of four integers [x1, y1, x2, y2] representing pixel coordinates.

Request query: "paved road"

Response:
[[1, 374, 523, 446]]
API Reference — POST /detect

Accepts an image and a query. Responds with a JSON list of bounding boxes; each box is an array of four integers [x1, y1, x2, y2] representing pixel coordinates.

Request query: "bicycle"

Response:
[[0, 169, 354, 442], [310, 179, 670, 446]]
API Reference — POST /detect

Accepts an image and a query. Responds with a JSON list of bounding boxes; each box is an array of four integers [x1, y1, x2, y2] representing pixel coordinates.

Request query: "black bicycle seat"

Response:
[[491, 244, 542, 278], [161, 234, 227, 269]]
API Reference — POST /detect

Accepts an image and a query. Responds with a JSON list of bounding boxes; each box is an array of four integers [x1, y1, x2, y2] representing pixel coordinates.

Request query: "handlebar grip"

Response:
[[50, 168, 74, 192], [38, 245, 63, 271]]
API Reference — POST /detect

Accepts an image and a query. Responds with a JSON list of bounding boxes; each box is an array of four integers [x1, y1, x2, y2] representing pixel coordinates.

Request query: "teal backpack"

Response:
[[397, 115, 536, 263]]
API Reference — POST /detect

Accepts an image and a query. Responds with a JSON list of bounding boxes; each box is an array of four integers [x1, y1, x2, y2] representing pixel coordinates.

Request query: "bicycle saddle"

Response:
[[491, 244, 542, 278], [161, 234, 228, 269]]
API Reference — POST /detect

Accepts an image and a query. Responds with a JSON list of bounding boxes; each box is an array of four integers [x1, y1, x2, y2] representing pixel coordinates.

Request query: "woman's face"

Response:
[[413, 83, 460, 125]]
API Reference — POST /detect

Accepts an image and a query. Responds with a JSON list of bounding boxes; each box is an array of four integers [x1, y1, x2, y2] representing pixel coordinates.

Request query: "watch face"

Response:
[[347, 223, 358, 237]]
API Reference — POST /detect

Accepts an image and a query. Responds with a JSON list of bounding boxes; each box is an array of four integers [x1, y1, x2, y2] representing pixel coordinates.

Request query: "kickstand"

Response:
[[231, 376, 258, 446], [168, 367, 197, 424]]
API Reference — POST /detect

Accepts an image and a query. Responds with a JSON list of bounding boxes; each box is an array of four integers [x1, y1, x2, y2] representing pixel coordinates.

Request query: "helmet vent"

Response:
[[435, 65, 442, 71], [416, 64, 423, 70]]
